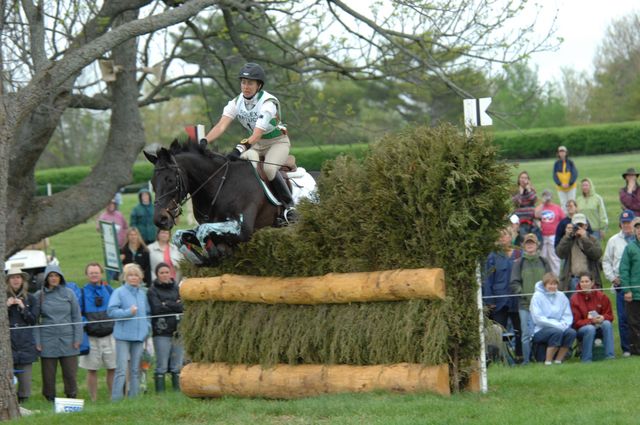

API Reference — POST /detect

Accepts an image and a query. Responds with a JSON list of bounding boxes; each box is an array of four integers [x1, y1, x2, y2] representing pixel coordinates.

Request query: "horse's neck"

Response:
[[177, 153, 226, 197]]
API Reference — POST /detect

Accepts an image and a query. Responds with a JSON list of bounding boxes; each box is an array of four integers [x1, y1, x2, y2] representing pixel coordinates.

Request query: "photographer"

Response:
[[79, 263, 116, 401], [556, 213, 603, 292]]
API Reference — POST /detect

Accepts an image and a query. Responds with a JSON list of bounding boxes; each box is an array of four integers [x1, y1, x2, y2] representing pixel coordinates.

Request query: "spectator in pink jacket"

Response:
[[97, 198, 128, 247]]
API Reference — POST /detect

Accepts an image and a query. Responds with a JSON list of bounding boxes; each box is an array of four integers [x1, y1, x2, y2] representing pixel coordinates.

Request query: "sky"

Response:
[[531, 0, 639, 83]]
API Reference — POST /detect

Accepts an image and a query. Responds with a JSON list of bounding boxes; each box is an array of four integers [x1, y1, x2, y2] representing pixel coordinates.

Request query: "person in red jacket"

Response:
[[570, 272, 615, 362]]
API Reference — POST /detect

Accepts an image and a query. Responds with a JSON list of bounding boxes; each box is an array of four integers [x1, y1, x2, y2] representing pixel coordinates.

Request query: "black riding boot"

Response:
[[155, 373, 166, 393], [170, 373, 180, 392], [271, 172, 298, 224]]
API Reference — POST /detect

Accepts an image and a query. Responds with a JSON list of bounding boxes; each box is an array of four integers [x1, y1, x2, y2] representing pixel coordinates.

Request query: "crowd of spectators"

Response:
[[485, 145, 640, 364], [8, 192, 185, 403]]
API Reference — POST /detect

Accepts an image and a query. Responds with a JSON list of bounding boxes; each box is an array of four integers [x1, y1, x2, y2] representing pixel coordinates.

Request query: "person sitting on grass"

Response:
[[570, 271, 615, 362], [530, 272, 576, 365]]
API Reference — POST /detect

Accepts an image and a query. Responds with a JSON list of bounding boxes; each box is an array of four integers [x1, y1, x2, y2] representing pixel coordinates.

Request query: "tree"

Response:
[[0, 0, 220, 418], [0, 0, 555, 417], [588, 12, 640, 123]]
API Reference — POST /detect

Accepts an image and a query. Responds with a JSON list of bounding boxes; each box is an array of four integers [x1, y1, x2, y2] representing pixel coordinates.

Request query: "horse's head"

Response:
[[144, 140, 188, 230]]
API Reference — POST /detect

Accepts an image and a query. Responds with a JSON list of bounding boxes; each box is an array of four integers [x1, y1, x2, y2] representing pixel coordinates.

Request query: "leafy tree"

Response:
[[588, 12, 640, 123], [0, 0, 556, 417]]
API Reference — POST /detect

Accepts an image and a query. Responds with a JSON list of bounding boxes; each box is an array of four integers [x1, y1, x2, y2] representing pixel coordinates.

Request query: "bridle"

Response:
[[153, 156, 231, 223]]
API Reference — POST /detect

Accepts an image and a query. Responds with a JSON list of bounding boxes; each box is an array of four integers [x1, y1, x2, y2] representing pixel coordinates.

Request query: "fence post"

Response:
[[47, 183, 52, 196]]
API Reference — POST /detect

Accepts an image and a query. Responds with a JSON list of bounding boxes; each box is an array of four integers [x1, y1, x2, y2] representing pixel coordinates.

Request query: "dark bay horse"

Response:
[[144, 140, 280, 261]]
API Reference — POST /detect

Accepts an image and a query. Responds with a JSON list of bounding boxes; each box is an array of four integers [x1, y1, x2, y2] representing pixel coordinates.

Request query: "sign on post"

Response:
[[99, 220, 122, 274], [463, 98, 492, 137]]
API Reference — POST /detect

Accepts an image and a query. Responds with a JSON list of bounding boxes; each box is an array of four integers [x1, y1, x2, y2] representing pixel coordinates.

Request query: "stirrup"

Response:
[[284, 207, 298, 224]]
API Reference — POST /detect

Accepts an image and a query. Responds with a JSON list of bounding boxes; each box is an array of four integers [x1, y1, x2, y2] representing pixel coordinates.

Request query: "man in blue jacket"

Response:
[[79, 263, 115, 401]]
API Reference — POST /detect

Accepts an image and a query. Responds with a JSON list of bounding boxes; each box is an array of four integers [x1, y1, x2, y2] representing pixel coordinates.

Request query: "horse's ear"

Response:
[[156, 147, 172, 163], [143, 148, 158, 164], [170, 139, 181, 152]]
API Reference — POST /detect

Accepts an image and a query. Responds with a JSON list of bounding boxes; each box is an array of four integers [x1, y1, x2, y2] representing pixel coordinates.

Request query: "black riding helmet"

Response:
[[238, 63, 265, 88]]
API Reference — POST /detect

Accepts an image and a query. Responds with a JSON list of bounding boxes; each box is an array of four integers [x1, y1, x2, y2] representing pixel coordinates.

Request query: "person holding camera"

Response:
[[79, 263, 116, 402], [6, 267, 39, 403], [556, 213, 603, 292]]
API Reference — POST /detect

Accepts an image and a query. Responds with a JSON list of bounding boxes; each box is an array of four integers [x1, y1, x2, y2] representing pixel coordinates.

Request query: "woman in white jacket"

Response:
[[530, 273, 577, 365]]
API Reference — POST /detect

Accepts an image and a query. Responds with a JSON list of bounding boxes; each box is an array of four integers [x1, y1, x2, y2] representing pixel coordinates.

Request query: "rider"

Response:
[[200, 63, 296, 224]]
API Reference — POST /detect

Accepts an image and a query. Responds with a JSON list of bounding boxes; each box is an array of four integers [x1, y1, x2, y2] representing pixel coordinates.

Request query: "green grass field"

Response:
[[18, 150, 639, 423], [16, 358, 640, 424]]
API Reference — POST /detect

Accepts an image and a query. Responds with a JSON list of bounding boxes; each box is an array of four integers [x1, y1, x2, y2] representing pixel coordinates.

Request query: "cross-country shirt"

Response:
[[539, 202, 565, 236], [222, 90, 283, 138]]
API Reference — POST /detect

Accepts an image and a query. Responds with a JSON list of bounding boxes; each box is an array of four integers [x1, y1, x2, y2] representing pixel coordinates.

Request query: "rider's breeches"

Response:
[[241, 135, 290, 181]]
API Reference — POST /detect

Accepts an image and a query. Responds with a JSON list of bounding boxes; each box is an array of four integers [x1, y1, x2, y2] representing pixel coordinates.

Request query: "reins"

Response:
[[154, 152, 231, 222]]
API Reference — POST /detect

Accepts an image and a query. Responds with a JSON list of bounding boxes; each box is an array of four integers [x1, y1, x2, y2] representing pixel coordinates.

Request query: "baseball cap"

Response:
[[509, 214, 520, 225], [633, 217, 640, 228], [522, 233, 538, 245], [572, 213, 588, 226], [557, 146, 567, 152], [620, 210, 635, 223]]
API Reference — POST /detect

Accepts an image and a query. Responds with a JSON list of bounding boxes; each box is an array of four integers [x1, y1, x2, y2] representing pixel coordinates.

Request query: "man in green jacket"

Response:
[[620, 218, 640, 355]]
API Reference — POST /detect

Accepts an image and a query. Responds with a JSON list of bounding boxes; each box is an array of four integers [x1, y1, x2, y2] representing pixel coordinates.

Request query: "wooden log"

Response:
[[180, 268, 445, 304], [180, 362, 450, 398]]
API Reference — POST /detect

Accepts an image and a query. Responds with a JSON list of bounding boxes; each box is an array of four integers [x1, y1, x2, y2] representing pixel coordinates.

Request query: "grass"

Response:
[[16, 358, 640, 424], [21, 150, 639, 422]]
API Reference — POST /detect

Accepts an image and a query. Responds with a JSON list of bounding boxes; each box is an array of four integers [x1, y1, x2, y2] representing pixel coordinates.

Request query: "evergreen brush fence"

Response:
[[179, 124, 512, 393], [179, 269, 451, 398]]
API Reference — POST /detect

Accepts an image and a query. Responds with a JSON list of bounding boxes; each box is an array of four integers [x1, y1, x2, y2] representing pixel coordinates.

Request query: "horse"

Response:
[[144, 140, 281, 263]]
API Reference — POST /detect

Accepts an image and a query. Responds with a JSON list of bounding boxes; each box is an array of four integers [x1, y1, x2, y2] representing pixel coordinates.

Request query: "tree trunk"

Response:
[[180, 268, 446, 304]]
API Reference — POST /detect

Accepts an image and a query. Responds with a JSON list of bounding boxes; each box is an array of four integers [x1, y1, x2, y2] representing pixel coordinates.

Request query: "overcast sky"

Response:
[[531, 0, 638, 83]]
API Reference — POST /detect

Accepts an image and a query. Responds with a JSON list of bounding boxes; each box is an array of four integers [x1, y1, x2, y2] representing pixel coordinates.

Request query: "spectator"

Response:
[[131, 188, 157, 245], [510, 214, 522, 247], [554, 199, 593, 249], [483, 228, 523, 361], [121, 227, 151, 286], [570, 271, 615, 362], [33, 265, 82, 402], [620, 167, 640, 216], [535, 189, 565, 276], [530, 273, 576, 365], [552, 145, 578, 212], [79, 263, 116, 402], [6, 267, 39, 403], [576, 178, 608, 241], [556, 213, 603, 292], [512, 171, 540, 242], [97, 198, 128, 247], [510, 233, 551, 364], [602, 210, 635, 357], [148, 229, 184, 284], [107, 263, 151, 401], [620, 218, 640, 355], [148, 262, 184, 393]]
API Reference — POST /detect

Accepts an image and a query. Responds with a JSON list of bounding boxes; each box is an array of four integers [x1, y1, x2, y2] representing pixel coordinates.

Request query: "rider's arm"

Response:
[[244, 127, 265, 145], [204, 115, 234, 144]]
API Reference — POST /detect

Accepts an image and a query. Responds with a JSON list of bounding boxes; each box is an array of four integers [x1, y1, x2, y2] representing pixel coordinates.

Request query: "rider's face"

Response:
[[240, 78, 260, 97]]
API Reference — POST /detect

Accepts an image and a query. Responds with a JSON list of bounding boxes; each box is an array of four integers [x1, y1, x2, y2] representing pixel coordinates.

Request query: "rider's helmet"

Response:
[[238, 63, 265, 88]]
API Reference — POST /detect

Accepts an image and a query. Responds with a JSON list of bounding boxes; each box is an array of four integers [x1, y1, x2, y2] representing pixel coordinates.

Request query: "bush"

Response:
[[492, 121, 640, 159]]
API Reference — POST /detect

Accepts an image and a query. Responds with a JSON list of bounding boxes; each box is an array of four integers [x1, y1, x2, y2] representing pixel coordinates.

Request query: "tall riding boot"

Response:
[[154, 373, 166, 393], [271, 172, 298, 224], [170, 373, 180, 392]]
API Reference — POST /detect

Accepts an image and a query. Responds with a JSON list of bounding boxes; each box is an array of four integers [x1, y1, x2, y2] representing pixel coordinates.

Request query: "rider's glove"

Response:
[[227, 149, 241, 161], [199, 138, 208, 149]]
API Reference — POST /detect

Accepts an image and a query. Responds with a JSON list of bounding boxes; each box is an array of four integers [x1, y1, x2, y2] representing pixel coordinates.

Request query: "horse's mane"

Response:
[[168, 139, 220, 160]]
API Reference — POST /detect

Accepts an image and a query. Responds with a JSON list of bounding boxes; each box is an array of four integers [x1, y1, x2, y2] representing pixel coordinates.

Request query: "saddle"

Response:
[[256, 155, 297, 191]]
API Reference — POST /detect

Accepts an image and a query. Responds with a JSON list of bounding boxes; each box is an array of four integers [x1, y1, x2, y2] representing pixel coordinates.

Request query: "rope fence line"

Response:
[[8, 312, 183, 332], [8, 285, 638, 331], [481, 284, 640, 300]]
